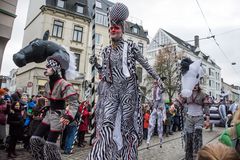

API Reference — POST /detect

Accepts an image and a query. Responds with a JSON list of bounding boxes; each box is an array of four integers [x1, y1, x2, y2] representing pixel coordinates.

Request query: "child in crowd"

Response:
[[164, 99, 173, 137], [78, 101, 91, 147], [143, 109, 150, 140]]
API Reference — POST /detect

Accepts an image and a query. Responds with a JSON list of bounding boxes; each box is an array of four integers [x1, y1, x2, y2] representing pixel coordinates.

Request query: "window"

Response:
[[57, 0, 64, 8], [132, 27, 138, 34], [208, 68, 214, 76], [209, 80, 211, 87], [138, 43, 143, 54], [75, 53, 80, 71], [52, 20, 64, 38], [103, 16, 108, 26], [96, 13, 108, 26], [76, 5, 84, 14], [95, 33, 102, 44], [73, 26, 83, 42], [96, 1, 102, 8]]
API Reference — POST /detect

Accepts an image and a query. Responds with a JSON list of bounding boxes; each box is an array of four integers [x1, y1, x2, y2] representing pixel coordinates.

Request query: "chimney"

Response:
[[194, 35, 199, 48]]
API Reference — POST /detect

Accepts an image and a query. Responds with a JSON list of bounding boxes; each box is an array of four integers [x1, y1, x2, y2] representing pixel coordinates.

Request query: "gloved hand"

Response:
[[89, 55, 97, 65]]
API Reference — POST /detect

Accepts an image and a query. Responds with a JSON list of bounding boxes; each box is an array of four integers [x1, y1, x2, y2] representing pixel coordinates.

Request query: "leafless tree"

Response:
[[145, 45, 185, 102]]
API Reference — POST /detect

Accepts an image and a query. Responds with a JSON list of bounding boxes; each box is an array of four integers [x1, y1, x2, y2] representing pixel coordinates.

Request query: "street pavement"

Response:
[[0, 127, 223, 160]]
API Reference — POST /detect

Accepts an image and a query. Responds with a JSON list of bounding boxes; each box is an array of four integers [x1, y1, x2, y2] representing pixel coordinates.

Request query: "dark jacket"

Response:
[[11, 91, 21, 103], [7, 109, 24, 136]]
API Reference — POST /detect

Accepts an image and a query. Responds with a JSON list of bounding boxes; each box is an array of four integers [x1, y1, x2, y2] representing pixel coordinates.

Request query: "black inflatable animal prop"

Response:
[[13, 30, 69, 69]]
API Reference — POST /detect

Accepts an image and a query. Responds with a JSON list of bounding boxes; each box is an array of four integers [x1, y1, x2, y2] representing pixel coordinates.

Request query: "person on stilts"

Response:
[[87, 3, 163, 160], [146, 80, 166, 149], [174, 58, 210, 160], [13, 31, 79, 160]]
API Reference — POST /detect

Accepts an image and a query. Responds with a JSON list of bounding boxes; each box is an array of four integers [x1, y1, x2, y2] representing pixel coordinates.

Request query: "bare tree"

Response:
[[145, 45, 185, 102]]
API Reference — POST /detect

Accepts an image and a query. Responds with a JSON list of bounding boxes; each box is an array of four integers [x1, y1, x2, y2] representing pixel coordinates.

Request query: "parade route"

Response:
[[0, 127, 223, 160]]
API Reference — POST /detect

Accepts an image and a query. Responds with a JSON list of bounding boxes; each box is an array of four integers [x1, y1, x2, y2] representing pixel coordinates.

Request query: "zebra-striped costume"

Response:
[[147, 85, 166, 147], [87, 38, 160, 160]]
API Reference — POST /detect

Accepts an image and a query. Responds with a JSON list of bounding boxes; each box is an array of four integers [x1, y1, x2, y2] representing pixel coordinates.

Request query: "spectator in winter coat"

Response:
[[143, 109, 150, 140], [11, 88, 23, 103], [164, 100, 174, 137], [78, 101, 91, 147], [7, 102, 24, 158], [0, 89, 8, 150]]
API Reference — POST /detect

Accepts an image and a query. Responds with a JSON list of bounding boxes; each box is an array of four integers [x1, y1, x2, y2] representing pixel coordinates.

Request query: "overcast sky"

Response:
[[2, 0, 240, 85]]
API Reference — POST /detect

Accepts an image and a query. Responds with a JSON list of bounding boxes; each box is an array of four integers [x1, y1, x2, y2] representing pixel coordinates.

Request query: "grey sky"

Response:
[[2, 0, 240, 85]]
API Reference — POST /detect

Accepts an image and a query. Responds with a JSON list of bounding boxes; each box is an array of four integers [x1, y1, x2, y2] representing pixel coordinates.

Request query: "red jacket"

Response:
[[143, 113, 150, 129], [78, 102, 90, 132]]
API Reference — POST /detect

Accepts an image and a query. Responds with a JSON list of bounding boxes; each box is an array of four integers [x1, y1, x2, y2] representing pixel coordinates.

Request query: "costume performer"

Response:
[[146, 80, 166, 148], [174, 58, 210, 160], [13, 31, 79, 160], [87, 3, 163, 160], [197, 108, 240, 160]]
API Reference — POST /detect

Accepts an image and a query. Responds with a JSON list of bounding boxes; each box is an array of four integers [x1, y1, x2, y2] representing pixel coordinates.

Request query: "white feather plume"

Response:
[[62, 46, 80, 80]]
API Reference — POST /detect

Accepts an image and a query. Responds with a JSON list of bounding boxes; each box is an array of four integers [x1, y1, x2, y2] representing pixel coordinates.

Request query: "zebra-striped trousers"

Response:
[[87, 82, 139, 160]]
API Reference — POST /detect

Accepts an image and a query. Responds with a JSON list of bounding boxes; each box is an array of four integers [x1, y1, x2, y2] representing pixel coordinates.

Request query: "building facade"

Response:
[[147, 28, 222, 99], [0, 0, 18, 72], [14, 0, 149, 98], [221, 79, 240, 103], [17, 0, 91, 96]]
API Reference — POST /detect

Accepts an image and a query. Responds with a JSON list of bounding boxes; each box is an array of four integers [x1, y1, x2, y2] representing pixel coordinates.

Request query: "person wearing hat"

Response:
[[146, 80, 166, 149], [29, 53, 79, 159], [7, 101, 24, 158], [12, 31, 80, 160], [88, 3, 163, 159], [174, 58, 210, 160]]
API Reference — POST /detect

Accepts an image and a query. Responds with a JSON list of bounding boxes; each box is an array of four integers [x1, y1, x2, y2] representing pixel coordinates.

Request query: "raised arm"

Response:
[[132, 43, 161, 82]]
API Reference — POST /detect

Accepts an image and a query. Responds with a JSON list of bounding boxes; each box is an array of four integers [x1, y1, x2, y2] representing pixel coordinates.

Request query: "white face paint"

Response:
[[44, 65, 54, 76], [109, 24, 123, 41]]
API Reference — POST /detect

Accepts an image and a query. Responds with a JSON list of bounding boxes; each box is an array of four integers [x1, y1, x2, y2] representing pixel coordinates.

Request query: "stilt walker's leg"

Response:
[[30, 116, 50, 160], [157, 111, 163, 148], [44, 141, 61, 160], [30, 136, 45, 160], [185, 132, 194, 160], [119, 84, 138, 160], [184, 116, 194, 160], [193, 128, 202, 159], [122, 129, 138, 160], [88, 122, 115, 160], [147, 109, 157, 145], [87, 90, 119, 160], [43, 130, 62, 160]]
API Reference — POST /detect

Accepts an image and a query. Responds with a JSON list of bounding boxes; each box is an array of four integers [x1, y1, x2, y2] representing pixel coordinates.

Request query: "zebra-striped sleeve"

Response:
[[132, 43, 160, 80]]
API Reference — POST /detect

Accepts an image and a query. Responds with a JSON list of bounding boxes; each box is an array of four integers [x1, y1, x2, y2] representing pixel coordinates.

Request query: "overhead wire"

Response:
[[195, 0, 240, 82]]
